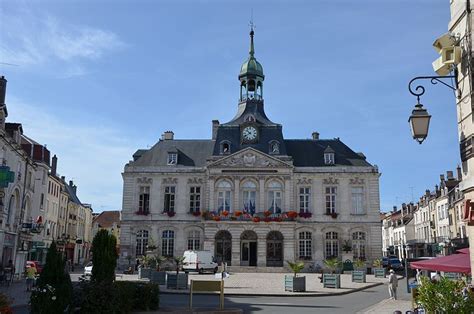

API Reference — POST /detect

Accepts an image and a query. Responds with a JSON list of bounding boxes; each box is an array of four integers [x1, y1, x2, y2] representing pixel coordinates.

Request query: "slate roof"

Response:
[[93, 210, 120, 228], [63, 182, 82, 205], [130, 140, 215, 167]]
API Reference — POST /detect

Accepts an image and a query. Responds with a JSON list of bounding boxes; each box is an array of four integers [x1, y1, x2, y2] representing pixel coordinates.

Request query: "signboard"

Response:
[[189, 280, 224, 310], [0, 166, 14, 188], [3, 233, 15, 246]]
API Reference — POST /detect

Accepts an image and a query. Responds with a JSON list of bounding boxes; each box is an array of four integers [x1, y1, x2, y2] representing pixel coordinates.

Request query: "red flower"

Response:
[[263, 210, 271, 217], [167, 211, 175, 217], [287, 211, 298, 219], [273, 217, 282, 222], [253, 217, 260, 223], [213, 216, 221, 221], [222, 210, 229, 217], [192, 211, 201, 217], [264, 217, 271, 223], [234, 210, 243, 217]]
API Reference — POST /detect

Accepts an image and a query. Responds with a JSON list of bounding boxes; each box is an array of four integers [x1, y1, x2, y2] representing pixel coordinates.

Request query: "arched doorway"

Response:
[[240, 230, 257, 266], [215, 230, 232, 266], [267, 231, 283, 267]]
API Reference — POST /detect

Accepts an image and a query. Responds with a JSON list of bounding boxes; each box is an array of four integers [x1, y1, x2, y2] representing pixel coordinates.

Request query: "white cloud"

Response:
[[0, 7, 123, 72], [8, 96, 141, 211]]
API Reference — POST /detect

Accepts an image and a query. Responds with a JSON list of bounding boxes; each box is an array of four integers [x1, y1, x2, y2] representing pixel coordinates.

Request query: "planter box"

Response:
[[150, 270, 167, 285], [166, 273, 188, 290], [374, 268, 386, 278], [323, 274, 341, 289], [138, 268, 152, 279], [284, 275, 306, 292], [351, 270, 366, 283]]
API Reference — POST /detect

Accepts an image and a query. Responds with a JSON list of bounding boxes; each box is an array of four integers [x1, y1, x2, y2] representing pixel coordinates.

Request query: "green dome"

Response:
[[239, 29, 264, 79], [239, 57, 264, 78]]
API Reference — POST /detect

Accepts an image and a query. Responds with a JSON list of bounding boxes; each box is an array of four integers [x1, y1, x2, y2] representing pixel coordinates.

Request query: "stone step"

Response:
[[225, 266, 288, 273]]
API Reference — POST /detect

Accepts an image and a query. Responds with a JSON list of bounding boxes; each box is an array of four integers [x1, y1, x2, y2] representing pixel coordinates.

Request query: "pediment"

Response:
[[208, 148, 293, 169]]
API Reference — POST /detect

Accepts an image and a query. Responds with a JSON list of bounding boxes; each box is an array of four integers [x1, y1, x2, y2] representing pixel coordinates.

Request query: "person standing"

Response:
[[388, 269, 398, 300], [26, 264, 37, 292], [416, 269, 422, 285]]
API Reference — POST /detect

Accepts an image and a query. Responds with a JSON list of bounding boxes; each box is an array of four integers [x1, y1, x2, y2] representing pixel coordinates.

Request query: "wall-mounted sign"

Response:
[[0, 166, 14, 188]]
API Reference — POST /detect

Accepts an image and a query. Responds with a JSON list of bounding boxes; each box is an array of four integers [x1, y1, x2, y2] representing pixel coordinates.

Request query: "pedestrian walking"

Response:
[[388, 269, 398, 300], [5, 260, 15, 286], [416, 269, 422, 285], [26, 264, 37, 292]]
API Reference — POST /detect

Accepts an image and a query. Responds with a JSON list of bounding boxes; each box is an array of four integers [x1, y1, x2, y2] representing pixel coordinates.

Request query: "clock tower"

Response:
[[211, 27, 287, 157]]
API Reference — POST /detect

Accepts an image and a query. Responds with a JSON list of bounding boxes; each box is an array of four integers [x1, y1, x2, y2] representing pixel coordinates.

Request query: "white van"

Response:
[[182, 250, 218, 274]]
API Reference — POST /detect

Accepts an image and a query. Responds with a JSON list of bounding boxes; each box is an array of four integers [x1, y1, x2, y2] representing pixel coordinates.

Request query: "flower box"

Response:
[[138, 267, 152, 279], [287, 211, 298, 219], [213, 216, 221, 221], [191, 211, 201, 217], [284, 275, 306, 292], [234, 210, 242, 217], [135, 211, 149, 216], [166, 273, 188, 290], [323, 274, 341, 289], [298, 212, 312, 219], [253, 217, 260, 223], [222, 210, 229, 217], [374, 268, 386, 278], [150, 270, 167, 285], [351, 270, 366, 283], [263, 210, 271, 217], [331, 212, 338, 219]]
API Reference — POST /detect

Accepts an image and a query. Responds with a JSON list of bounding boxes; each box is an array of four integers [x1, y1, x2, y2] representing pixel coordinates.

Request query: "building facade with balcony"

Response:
[[119, 30, 382, 270]]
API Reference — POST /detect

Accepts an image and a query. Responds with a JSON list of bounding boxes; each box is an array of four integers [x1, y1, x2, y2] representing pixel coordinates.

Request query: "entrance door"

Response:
[[266, 231, 283, 267], [241, 241, 257, 266]]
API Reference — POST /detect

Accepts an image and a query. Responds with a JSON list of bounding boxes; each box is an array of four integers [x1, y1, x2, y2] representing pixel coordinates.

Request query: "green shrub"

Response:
[[30, 242, 72, 314], [91, 229, 118, 284]]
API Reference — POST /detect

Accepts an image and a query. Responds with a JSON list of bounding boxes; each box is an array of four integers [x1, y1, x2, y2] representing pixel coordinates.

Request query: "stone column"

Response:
[[231, 237, 240, 266], [233, 177, 240, 212], [257, 235, 266, 267], [284, 178, 291, 211], [259, 177, 265, 212], [209, 178, 215, 211]]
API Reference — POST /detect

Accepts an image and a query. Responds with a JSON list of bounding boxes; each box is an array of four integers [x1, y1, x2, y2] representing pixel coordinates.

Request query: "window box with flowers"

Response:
[[189, 210, 201, 217], [287, 211, 298, 219], [163, 211, 175, 218], [135, 211, 150, 216], [298, 212, 312, 219], [325, 212, 338, 219]]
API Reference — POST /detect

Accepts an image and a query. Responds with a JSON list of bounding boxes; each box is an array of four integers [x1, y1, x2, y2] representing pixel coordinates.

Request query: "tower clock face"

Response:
[[242, 126, 258, 142]]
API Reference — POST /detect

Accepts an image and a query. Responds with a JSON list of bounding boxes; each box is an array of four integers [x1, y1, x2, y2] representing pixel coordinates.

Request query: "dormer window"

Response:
[[244, 115, 256, 123], [220, 141, 231, 155], [167, 152, 177, 165], [324, 146, 335, 165], [269, 141, 280, 155]]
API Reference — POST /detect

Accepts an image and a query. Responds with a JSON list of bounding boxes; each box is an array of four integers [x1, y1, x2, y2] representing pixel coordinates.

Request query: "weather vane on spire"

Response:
[[249, 9, 255, 31]]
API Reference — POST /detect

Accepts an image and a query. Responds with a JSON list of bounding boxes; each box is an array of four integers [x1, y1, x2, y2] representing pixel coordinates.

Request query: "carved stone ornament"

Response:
[[323, 177, 339, 185], [219, 153, 281, 168], [137, 177, 153, 184], [297, 177, 312, 185], [350, 177, 365, 185], [188, 177, 204, 185], [162, 177, 178, 184]]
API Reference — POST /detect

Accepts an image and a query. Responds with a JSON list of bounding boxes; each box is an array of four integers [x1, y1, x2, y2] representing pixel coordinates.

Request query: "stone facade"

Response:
[[119, 30, 382, 270]]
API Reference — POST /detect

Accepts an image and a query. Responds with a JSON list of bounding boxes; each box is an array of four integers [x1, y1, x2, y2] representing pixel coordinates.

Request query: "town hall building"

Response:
[[119, 29, 382, 270]]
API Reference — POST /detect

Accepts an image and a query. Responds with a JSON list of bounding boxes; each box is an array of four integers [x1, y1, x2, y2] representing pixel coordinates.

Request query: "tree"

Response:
[[91, 229, 118, 283], [286, 261, 305, 278], [30, 241, 72, 314], [323, 258, 341, 274], [173, 256, 186, 275]]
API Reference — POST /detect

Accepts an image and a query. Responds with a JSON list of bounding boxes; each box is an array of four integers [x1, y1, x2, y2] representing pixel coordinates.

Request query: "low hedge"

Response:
[[74, 281, 159, 313]]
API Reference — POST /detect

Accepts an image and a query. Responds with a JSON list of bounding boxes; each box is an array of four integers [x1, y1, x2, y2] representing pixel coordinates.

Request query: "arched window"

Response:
[[242, 180, 257, 214], [269, 141, 280, 155], [352, 232, 366, 260], [136, 230, 149, 256], [187, 230, 201, 250], [256, 81, 263, 99], [220, 141, 231, 155], [267, 181, 282, 213], [299, 231, 312, 259], [325, 232, 339, 259], [162, 230, 174, 257], [247, 80, 256, 99], [215, 230, 232, 265], [216, 180, 232, 213]]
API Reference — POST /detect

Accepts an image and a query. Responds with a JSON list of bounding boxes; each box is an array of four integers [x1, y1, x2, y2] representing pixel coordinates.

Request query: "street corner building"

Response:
[[119, 29, 382, 270]]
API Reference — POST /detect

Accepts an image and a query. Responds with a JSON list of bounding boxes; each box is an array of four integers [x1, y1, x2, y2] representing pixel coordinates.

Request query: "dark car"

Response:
[[382, 256, 397, 267], [388, 258, 403, 270]]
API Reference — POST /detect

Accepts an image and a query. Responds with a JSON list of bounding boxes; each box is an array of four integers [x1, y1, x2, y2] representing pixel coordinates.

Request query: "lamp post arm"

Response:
[[408, 68, 458, 102]]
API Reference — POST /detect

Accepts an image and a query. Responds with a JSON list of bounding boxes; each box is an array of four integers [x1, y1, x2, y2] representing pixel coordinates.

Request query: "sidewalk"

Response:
[[115, 273, 393, 296], [357, 298, 412, 313], [0, 279, 30, 308]]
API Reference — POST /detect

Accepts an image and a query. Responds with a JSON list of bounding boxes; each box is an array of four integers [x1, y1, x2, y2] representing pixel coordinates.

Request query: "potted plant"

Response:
[[213, 216, 221, 221], [263, 210, 271, 217], [298, 212, 312, 219], [138, 255, 152, 279], [150, 256, 167, 285], [287, 211, 298, 219], [351, 259, 366, 283], [222, 210, 229, 217], [191, 210, 201, 217], [331, 212, 338, 219], [234, 210, 242, 218], [323, 258, 341, 288], [167, 211, 175, 217], [167, 256, 188, 289], [373, 258, 386, 278], [253, 217, 260, 223], [284, 261, 306, 292]]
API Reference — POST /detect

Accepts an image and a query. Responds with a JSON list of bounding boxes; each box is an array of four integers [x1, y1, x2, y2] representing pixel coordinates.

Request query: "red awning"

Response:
[[457, 248, 469, 254], [410, 252, 471, 274]]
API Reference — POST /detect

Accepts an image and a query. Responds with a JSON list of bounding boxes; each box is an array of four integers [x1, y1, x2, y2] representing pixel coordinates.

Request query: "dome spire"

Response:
[[249, 21, 255, 58]]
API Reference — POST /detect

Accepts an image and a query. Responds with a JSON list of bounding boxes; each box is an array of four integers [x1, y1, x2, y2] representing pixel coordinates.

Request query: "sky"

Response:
[[0, 0, 459, 212]]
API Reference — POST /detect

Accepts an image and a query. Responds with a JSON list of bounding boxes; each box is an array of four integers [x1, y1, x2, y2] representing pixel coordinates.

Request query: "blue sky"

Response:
[[0, 0, 458, 212]]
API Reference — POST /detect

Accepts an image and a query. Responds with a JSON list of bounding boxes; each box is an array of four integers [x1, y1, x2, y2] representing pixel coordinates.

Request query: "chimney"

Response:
[[440, 174, 445, 182], [212, 120, 219, 140], [425, 189, 430, 197], [312, 132, 319, 140], [51, 155, 57, 176], [73, 185, 77, 194], [61, 176, 65, 181], [392, 205, 397, 212], [69, 180, 74, 187], [161, 131, 174, 140], [447, 171, 454, 180], [457, 165, 462, 181], [435, 184, 439, 193], [0, 76, 6, 106]]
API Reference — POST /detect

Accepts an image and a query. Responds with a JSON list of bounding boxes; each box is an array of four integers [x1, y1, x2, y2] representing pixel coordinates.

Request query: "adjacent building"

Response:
[[120, 29, 382, 269]]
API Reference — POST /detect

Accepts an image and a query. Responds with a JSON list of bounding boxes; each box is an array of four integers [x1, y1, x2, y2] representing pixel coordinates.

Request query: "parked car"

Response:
[[84, 262, 93, 277], [388, 258, 403, 270], [382, 256, 398, 268], [26, 261, 42, 274], [182, 250, 218, 274]]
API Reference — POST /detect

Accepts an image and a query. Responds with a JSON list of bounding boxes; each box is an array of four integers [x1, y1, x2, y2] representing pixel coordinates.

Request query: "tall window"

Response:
[[164, 186, 176, 212], [299, 231, 312, 259], [325, 232, 339, 258], [187, 230, 201, 250], [217, 180, 232, 213], [325, 187, 337, 214], [189, 186, 201, 213], [352, 232, 366, 260], [136, 230, 149, 256], [299, 187, 310, 213], [351, 187, 364, 215], [268, 181, 282, 213], [242, 181, 257, 214], [162, 230, 174, 257], [138, 186, 150, 214]]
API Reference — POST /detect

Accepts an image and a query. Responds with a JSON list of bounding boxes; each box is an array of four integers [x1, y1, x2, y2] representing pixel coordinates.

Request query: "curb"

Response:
[[160, 282, 383, 297]]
